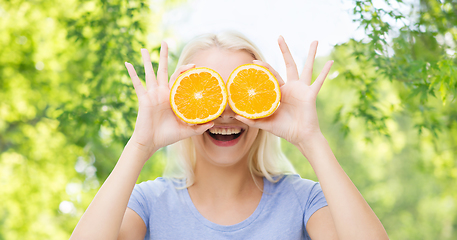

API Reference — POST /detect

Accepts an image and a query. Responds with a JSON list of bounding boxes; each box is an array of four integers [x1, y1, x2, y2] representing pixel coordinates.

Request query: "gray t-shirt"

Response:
[[128, 174, 327, 239]]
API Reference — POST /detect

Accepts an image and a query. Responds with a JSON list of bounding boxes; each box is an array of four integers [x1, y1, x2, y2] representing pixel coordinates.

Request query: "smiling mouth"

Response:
[[206, 129, 245, 142]]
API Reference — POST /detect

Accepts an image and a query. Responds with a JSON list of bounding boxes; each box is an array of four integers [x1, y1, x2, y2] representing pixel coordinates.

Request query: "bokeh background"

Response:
[[1, 0, 456, 239]]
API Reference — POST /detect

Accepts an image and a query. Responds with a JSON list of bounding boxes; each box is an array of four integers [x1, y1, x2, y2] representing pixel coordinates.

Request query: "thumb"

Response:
[[190, 121, 214, 135], [234, 115, 267, 130]]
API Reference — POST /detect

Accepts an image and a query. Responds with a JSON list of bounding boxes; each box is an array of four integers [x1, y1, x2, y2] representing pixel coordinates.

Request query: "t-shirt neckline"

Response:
[[183, 177, 271, 232]]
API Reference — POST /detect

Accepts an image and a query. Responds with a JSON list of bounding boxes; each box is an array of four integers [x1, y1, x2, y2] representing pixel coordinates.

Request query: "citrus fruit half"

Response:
[[227, 64, 281, 119], [170, 67, 227, 124]]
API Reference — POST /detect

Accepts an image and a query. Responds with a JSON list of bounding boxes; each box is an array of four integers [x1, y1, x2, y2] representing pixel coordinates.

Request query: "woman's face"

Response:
[[190, 48, 260, 167]]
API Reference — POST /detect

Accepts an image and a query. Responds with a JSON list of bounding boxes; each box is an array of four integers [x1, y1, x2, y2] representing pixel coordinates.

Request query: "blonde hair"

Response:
[[164, 31, 296, 187]]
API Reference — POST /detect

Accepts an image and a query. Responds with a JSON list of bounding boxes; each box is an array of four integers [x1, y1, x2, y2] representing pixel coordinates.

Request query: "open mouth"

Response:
[[206, 128, 245, 142]]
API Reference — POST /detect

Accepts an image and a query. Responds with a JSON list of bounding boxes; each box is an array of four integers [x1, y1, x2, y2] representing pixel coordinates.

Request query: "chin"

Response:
[[206, 155, 246, 167], [201, 139, 250, 167], [191, 127, 259, 168]]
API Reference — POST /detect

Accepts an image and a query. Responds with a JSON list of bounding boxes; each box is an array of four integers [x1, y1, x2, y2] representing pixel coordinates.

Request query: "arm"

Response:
[[70, 43, 213, 240], [306, 207, 338, 239], [118, 207, 148, 240], [299, 133, 388, 239], [70, 142, 152, 240], [235, 36, 388, 239]]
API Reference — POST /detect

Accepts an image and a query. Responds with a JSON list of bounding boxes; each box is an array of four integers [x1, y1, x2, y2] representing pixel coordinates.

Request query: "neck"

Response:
[[189, 155, 263, 201]]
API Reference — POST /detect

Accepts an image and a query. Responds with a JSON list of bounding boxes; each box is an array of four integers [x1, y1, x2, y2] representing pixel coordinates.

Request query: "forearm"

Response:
[[296, 133, 388, 240], [70, 140, 154, 240]]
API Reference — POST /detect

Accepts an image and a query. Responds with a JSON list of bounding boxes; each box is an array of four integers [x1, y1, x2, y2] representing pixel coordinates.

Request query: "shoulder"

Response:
[[132, 177, 184, 203], [271, 174, 320, 192], [269, 174, 324, 210]]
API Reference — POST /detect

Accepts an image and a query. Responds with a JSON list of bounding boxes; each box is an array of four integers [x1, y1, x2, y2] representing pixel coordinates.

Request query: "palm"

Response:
[[275, 82, 319, 143], [125, 45, 212, 155], [135, 86, 184, 146], [236, 38, 333, 145]]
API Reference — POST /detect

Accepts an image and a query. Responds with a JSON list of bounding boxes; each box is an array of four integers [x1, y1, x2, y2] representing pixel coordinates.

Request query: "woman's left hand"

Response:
[[235, 36, 333, 146]]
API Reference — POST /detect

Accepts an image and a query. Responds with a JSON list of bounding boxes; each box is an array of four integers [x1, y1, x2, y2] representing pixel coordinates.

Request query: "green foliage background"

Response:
[[0, 0, 455, 239]]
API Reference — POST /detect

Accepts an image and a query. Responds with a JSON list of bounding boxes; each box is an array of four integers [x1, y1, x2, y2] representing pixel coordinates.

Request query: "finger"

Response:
[[252, 60, 285, 86], [189, 122, 214, 135], [300, 41, 318, 85], [234, 115, 270, 131], [141, 48, 157, 90], [157, 41, 169, 87], [311, 60, 334, 95], [278, 35, 299, 81], [125, 62, 146, 98], [169, 64, 196, 89]]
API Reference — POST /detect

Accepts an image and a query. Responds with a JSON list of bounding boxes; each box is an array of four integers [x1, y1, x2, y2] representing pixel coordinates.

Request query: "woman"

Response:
[[70, 32, 389, 239]]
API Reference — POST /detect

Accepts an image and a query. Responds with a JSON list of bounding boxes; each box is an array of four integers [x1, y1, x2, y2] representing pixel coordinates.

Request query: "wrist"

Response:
[[294, 131, 327, 159], [126, 138, 158, 162], [294, 130, 324, 147]]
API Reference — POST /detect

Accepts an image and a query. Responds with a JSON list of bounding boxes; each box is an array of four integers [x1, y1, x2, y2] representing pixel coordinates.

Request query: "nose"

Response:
[[219, 103, 236, 120]]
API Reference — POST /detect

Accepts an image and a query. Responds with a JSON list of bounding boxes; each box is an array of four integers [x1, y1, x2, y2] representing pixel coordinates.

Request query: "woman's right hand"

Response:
[[125, 42, 214, 159]]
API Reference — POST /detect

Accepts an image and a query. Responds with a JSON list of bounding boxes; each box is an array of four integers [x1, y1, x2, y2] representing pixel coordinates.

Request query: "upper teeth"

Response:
[[209, 128, 242, 135]]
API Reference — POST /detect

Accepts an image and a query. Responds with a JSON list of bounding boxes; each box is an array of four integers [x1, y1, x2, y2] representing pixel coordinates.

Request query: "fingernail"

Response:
[[253, 60, 261, 63], [204, 122, 214, 129], [187, 63, 195, 67]]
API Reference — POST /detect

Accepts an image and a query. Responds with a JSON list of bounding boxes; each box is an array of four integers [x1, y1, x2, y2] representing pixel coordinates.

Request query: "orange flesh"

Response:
[[174, 72, 224, 120], [229, 69, 277, 114]]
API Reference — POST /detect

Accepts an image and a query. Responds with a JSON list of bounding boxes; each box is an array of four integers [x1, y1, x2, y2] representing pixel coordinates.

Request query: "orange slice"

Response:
[[227, 64, 281, 119], [170, 67, 227, 124]]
